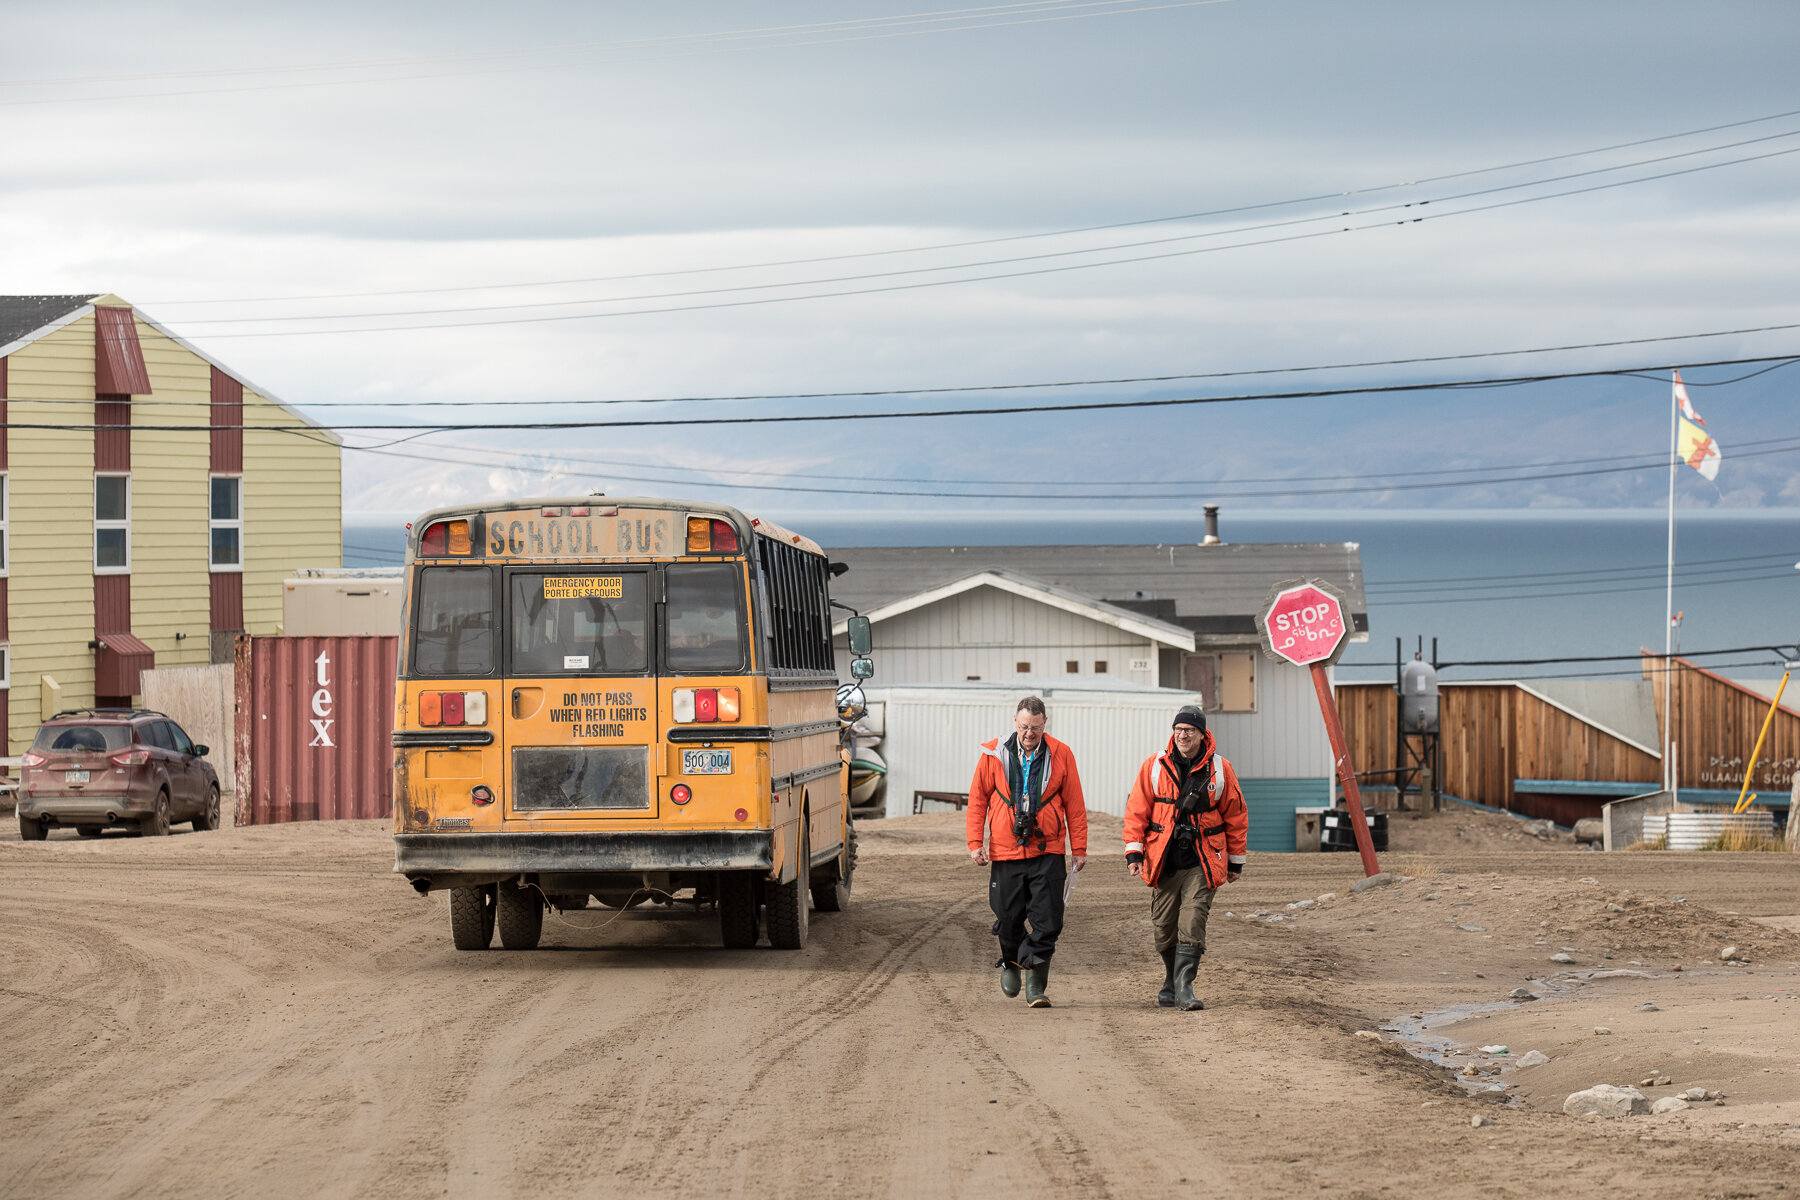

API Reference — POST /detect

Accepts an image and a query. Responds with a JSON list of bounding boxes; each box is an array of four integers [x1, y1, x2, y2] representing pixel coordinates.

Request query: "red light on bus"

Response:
[[694, 688, 718, 722], [442, 691, 464, 725], [470, 785, 494, 806], [709, 519, 738, 552], [670, 784, 692, 805], [734, 807, 748, 822], [420, 519, 471, 556], [419, 692, 442, 726]]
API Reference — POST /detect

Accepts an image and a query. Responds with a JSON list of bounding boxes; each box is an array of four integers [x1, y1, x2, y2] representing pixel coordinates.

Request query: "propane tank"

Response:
[[1399, 653, 1439, 733]]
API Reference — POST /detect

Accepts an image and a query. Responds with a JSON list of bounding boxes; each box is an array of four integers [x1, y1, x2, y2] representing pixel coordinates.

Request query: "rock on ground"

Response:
[[1563, 1085, 1649, 1118], [1651, 1097, 1690, 1114]]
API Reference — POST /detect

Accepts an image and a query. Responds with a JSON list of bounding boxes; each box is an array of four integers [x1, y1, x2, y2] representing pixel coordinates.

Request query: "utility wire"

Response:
[[143, 103, 1800, 306], [10, 351, 1795, 435], [164, 136, 1800, 332], [58, 323, 1800, 409]]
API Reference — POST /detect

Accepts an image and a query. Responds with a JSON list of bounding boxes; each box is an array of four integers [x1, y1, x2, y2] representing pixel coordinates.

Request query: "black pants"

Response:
[[989, 854, 1067, 967]]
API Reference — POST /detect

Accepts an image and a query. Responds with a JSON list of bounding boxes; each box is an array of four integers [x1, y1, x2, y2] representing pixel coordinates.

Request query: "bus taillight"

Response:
[[417, 691, 487, 727], [673, 687, 739, 723]]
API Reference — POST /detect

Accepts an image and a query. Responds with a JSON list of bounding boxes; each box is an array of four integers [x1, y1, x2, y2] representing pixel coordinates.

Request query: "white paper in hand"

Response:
[[1063, 864, 1080, 905]]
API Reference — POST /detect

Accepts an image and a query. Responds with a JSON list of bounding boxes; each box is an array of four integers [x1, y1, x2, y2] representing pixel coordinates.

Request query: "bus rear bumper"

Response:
[[395, 830, 774, 886]]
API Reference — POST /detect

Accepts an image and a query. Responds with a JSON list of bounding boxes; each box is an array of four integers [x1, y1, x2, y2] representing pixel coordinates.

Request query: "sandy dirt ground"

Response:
[[3, 806, 1797, 1199]]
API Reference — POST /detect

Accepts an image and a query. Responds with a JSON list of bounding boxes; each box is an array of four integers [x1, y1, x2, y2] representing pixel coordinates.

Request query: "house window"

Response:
[[95, 473, 130, 573], [1093, 660, 1107, 674], [1065, 660, 1079, 674], [210, 475, 243, 572], [1015, 661, 1031, 674]]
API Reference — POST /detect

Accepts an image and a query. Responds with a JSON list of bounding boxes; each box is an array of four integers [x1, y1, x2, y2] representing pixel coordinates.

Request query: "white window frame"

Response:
[[94, 472, 131, 574], [0, 642, 9, 690], [0, 471, 8, 578], [209, 474, 244, 574]]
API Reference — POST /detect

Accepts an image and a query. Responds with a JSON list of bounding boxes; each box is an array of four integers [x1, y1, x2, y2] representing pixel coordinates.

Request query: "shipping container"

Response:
[[233, 634, 396, 824]]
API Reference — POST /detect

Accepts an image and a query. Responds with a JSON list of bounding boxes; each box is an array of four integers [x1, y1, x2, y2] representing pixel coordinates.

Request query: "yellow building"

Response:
[[0, 294, 342, 755]]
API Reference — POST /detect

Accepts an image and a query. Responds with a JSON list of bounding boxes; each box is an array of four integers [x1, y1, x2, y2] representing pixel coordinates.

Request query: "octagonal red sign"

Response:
[[1259, 581, 1348, 666]]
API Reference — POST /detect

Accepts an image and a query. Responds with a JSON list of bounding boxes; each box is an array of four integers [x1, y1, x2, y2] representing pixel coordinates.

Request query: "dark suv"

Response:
[[17, 709, 221, 840]]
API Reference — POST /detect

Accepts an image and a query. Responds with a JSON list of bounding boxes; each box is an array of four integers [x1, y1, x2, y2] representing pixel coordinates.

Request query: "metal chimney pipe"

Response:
[[1202, 504, 1222, 545]]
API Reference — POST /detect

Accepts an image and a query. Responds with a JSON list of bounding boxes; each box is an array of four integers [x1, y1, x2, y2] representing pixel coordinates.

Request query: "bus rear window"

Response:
[[414, 566, 495, 675], [511, 572, 649, 675], [665, 563, 746, 673]]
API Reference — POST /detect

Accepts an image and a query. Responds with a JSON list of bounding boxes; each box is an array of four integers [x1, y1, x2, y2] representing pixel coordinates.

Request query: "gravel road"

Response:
[[3, 813, 1796, 1199]]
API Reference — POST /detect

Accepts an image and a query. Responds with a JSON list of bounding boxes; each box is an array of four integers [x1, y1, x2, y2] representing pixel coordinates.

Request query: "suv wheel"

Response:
[[192, 786, 221, 832], [140, 791, 171, 837], [18, 814, 48, 841]]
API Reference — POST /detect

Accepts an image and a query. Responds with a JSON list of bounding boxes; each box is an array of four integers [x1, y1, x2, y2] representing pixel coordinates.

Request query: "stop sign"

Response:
[[1258, 579, 1349, 667]]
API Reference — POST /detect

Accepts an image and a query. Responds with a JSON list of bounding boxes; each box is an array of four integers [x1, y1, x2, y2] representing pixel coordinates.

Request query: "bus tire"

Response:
[[496, 880, 544, 950], [450, 884, 496, 950], [718, 872, 759, 949], [812, 819, 854, 913], [766, 822, 810, 950]]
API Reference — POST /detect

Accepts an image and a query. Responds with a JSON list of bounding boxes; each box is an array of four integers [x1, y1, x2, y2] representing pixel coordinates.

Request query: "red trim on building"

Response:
[[210, 366, 243, 473], [94, 306, 152, 395], [0, 579, 9, 640], [210, 571, 243, 633], [95, 395, 131, 471], [95, 631, 155, 697], [95, 573, 131, 634]]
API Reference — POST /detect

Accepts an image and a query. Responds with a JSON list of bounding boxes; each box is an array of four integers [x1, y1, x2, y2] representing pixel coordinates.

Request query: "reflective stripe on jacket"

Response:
[[966, 733, 1089, 860], [1121, 731, 1248, 889]]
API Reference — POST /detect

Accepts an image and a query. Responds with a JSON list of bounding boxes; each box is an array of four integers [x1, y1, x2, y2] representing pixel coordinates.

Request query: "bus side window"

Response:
[[414, 566, 495, 675]]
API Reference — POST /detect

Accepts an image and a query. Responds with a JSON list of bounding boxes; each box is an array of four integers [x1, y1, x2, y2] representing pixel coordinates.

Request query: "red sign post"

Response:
[[1256, 579, 1381, 876]]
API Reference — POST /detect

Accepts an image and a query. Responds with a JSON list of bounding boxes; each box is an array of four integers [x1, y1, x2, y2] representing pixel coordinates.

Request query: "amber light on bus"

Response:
[[671, 687, 739, 723], [420, 519, 473, 556], [418, 691, 488, 727], [685, 516, 739, 554]]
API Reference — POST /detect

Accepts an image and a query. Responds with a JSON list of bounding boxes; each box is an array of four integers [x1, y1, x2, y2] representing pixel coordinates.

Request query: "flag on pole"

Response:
[[1673, 371, 1721, 481]]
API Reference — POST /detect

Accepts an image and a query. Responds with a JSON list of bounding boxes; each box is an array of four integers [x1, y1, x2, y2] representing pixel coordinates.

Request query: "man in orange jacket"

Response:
[[1122, 705, 1248, 1010], [967, 696, 1088, 1008]]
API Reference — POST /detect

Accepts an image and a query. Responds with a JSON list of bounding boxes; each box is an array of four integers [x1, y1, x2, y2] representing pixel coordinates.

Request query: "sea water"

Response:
[[344, 508, 1800, 684]]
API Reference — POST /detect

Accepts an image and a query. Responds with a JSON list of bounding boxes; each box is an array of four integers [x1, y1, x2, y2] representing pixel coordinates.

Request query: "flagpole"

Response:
[[1664, 373, 1678, 793]]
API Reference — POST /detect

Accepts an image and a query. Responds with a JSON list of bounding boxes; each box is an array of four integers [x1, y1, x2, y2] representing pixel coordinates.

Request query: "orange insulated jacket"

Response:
[[966, 734, 1089, 861], [1122, 731, 1248, 889]]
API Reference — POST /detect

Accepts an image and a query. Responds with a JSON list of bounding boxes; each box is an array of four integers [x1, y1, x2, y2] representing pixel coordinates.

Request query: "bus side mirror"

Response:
[[851, 657, 874, 680], [847, 615, 872, 656]]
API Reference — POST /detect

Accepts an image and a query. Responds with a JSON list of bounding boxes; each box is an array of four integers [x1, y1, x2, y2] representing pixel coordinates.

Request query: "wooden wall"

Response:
[[1338, 680, 1659, 816], [1646, 653, 1800, 795]]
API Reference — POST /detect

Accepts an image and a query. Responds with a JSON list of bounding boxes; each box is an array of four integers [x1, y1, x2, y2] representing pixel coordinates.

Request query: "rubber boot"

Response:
[[999, 961, 1022, 998], [1156, 948, 1177, 1007], [1025, 962, 1052, 1008], [1172, 944, 1204, 1011]]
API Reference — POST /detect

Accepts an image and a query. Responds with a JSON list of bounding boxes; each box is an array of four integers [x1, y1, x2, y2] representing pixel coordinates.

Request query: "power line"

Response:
[[142, 103, 1800, 307], [50, 322, 1800, 409], [10, 351, 1795, 436], [162, 138, 1800, 336]]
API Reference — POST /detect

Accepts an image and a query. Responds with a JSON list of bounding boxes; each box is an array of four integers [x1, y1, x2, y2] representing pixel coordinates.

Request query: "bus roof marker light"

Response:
[[570, 506, 590, 517], [541, 507, 564, 517], [686, 516, 712, 554]]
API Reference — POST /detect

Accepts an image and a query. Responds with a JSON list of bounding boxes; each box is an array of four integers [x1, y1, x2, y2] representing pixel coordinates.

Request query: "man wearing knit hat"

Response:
[[1121, 705, 1248, 1010]]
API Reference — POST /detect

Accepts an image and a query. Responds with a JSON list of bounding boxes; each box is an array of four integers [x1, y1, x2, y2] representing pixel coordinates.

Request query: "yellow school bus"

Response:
[[391, 495, 871, 951]]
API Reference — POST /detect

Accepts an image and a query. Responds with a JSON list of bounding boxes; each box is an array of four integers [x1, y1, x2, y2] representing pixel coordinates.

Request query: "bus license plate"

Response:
[[681, 750, 733, 775], [66, 770, 90, 784]]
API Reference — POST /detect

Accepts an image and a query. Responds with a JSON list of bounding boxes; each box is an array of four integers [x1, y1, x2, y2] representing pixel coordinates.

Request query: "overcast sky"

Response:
[[5, 0, 1798, 520]]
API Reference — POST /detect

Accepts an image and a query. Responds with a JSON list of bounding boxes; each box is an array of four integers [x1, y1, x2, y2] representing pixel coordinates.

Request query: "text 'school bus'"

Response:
[[392, 496, 867, 953]]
